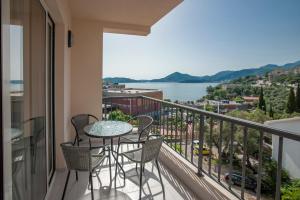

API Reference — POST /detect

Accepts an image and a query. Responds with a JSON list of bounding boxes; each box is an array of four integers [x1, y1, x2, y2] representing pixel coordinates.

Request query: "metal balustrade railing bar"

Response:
[[191, 112, 195, 164], [185, 110, 189, 159], [180, 109, 183, 155], [229, 122, 234, 190], [275, 136, 283, 200], [256, 131, 264, 200], [209, 118, 213, 176], [162, 103, 165, 137], [241, 127, 248, 199], [198, 114, 205, 176], [175, 107, 178, 150], [159, 102, 162, 136], [218, 120, 223, 182], [166, 105, 169, 143], [102, 96, 300, 200], [170, 107, 174, 150]]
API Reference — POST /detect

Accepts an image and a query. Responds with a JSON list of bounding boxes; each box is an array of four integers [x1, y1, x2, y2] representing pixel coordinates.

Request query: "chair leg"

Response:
[[89, 172, 94, 200], [139, 164, 143, 200], [61, 170, 70, 200], [155, 160, 165, 193]]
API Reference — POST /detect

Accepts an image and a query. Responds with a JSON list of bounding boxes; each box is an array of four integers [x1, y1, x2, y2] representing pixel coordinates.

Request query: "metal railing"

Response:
[[102, 96, 300, 200]]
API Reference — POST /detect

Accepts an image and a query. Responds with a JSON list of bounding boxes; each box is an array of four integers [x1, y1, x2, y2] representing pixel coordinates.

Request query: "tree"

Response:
[[226, 109, 271, 173], [286, 87, 296, 114], [258, 87, 266, 112], [296, 83, 300, 113]]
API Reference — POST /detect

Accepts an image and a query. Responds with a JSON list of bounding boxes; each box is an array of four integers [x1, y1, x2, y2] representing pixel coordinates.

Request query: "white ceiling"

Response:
[[68, 0, 183, 27]]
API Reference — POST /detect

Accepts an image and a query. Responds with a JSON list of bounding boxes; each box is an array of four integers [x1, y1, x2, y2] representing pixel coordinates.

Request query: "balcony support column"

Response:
[[71, 19, 103, 120]]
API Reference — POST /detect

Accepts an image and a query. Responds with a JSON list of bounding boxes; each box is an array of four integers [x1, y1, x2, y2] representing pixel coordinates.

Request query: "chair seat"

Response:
[[122, 148, 143, 163], [120, 133, 140, 142], [121, 131, 147, 143]]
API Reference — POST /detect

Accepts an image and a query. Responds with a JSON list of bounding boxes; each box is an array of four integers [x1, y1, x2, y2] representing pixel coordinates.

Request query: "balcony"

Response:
[[46, 96, 300, 200], [99, 96, 300, 200]]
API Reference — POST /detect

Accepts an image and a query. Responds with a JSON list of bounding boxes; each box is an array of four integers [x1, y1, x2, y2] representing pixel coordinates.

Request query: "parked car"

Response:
[[192, 141, 210, 156], [224, 172, 257, 191]]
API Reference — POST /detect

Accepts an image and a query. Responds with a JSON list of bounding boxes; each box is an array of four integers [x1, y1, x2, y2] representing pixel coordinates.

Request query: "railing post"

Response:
[[166, 106, 169, 142], [185, 111, 189, 159], [229, 123, 234, 190], [275, 136, 283, 200], [208, 117, 213, 175], [170, 107, 174, 149], [217, 120, 223, 182], [159, 102, 162, 135], [180, 109, 183, 155], [191, 113, 195, 164], [241, 127, 248, 199], [197, 114, 205, 176], [256, 131, 264, 200], [175, 107, 178, 149]]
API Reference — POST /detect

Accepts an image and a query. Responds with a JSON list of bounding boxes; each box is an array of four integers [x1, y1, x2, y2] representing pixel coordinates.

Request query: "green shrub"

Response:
[[108, 110, 130, 122], [281, 179, 300, 200]]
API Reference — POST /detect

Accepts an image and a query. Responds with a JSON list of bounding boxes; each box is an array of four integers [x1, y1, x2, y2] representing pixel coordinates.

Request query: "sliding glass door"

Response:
[[9, 0, 55, 199]]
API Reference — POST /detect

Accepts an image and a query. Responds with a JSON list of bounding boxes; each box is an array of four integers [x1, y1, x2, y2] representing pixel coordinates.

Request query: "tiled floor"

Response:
[[48, 146, 198, 200]]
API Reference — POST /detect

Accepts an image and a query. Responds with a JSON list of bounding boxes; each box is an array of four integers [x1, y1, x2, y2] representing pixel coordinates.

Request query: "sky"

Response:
[[103, 0, 300, 79]]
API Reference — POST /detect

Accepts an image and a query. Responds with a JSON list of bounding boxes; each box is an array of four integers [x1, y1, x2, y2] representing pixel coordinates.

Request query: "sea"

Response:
[[124, 82, 219, 102]]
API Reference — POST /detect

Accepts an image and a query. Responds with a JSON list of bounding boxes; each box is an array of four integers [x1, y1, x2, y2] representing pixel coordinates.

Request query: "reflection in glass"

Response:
[[10, 0, 47, 199]]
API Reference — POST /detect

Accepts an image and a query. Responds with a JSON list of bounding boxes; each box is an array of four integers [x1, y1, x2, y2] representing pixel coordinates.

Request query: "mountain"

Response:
[[103, 77, 142, 83], [103, 60, 300, 83], [151, 72, 206, 82]]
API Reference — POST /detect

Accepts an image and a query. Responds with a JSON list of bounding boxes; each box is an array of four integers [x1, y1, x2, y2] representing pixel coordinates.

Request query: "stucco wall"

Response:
[[71, 19, 103, 120], [265, 118, 300, 178]]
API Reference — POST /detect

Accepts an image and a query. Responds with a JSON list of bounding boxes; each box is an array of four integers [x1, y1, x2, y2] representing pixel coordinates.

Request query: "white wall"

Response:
[[266, 118, 300, 178]]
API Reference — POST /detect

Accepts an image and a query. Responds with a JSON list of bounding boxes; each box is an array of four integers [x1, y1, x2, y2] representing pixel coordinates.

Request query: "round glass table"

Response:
[[84, 120, 133, 186], [84, 120, 133, 138]]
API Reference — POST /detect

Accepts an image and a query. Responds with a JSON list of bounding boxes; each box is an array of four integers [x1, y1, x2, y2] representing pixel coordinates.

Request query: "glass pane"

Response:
[[10, 0, 47, 199]]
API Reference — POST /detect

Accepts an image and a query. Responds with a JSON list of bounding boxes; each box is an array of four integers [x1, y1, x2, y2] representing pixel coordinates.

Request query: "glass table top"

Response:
[[84, 120, 133, 138]]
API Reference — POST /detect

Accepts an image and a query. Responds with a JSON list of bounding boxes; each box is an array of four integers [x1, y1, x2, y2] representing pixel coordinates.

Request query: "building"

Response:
[[243, 96, 259, 104], [268, 66, 300, 82], [103, 88, 163, 115], [103, 83, 126, 90], [265, 118, 300, 178]]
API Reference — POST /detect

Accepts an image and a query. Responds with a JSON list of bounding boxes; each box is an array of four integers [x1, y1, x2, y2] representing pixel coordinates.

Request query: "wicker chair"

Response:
[[121, 115, 153, 143], [116, 135, 164, 200], [71, 114, 98, 146], [60, 142, 107, 200]]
